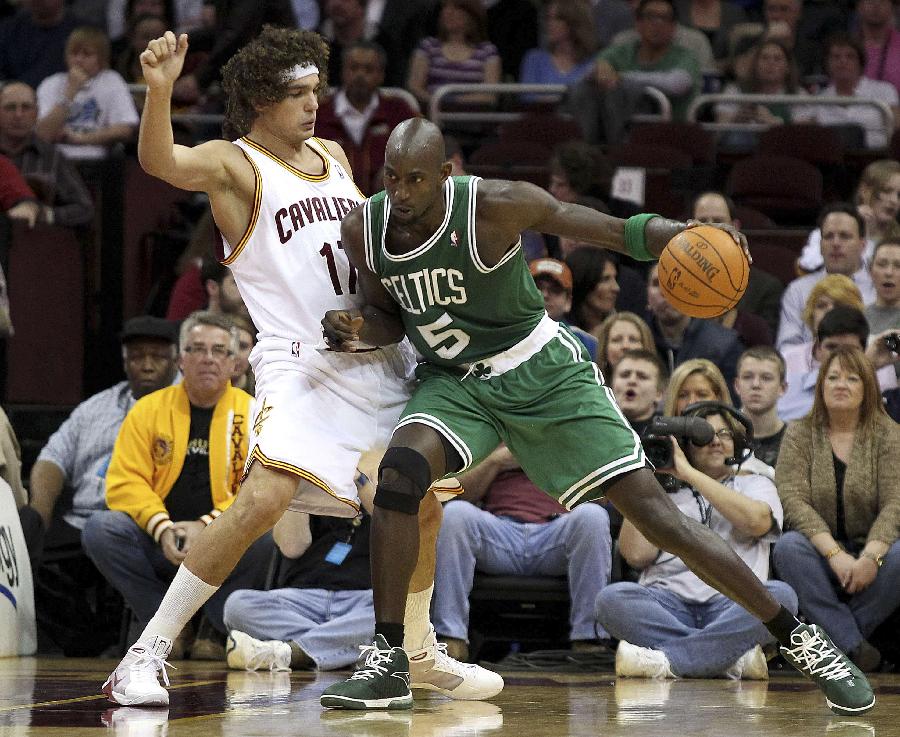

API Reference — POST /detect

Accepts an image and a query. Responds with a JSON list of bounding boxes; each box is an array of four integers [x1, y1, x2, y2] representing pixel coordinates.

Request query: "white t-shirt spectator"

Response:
[[812, 77, 898, 149], [36, 69, 139, 161]]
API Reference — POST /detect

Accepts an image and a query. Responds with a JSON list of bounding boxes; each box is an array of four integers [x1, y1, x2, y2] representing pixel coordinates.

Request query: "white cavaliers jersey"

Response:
[[220, 136, 366, 345]]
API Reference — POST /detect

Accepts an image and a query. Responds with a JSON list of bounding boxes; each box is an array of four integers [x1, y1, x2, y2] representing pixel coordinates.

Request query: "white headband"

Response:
[[283, 63, 319, 82]]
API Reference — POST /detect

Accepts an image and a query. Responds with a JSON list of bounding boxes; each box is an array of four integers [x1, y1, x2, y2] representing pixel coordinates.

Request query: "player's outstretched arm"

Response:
[[138, 31, 232, 193], [322, 206, 405, 350]]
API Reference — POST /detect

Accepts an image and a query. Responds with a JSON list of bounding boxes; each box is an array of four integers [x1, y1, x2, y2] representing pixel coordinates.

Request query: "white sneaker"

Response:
[[102, 637, 174, 706], [614, 641, 676, 680], [101, 707, 169, 736], [225, 630, 292, 672], [408, 627, 504, 700], [725, 644, 769, 681]]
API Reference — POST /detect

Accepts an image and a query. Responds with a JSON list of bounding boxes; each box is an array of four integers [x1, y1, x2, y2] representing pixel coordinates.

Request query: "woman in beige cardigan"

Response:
[[773, 346, 900, 672]]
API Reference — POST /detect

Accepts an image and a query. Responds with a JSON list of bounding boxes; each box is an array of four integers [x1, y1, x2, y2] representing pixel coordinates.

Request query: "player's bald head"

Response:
[[385, 118, 446, 172]]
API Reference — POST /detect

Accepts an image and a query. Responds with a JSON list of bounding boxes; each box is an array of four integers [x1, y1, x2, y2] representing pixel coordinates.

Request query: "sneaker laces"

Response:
[[130, 651, 175, 688], [783, 629, 853, 682], [349, 643, 395, 681], [432, 642, 476, 675]]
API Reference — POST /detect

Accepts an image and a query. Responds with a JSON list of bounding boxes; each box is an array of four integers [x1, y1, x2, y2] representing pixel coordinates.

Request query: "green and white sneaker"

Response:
[[780, 623, 875, 715], [320, 635, 413, 710]]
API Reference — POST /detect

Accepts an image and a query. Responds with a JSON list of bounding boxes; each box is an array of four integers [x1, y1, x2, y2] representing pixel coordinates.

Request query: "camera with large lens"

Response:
[[640, 416, 716, 490]]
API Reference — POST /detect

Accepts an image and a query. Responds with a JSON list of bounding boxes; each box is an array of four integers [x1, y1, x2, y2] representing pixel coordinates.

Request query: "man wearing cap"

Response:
[[82, 311, 272, 660], [529, 257, 599, 359]]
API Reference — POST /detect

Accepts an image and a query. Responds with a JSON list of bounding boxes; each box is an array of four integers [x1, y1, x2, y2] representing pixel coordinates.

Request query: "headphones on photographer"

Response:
[[679, 401, 754, 467]]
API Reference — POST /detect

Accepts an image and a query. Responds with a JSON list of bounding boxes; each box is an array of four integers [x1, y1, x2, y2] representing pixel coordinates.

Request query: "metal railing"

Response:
[[428, 83, 672, 129], [686, 93, 894, 139]]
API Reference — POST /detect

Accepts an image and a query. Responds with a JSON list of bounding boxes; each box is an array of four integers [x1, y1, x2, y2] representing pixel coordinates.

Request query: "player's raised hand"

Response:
[[322, 310, 365, 351], [139, 31, 189, 89]]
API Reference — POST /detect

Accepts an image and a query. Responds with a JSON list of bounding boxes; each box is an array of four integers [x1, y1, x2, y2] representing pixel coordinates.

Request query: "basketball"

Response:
[[657, 226, 749, 319]]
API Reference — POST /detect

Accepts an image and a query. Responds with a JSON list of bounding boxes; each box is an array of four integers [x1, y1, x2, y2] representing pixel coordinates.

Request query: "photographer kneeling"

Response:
[[596, 403, 798, 680]]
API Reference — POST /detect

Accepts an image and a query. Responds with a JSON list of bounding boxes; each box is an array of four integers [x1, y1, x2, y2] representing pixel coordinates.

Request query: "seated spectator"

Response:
[[406, 0, 501, 110], [0, 0, 78, 89], [106, 0, 177, 45], [778, 204, 875, 350], [597, 402, 796, 680], [865, 239, 900, 338], [853, 0, 900, 95], [798, 160, 900, 273], [529, 257, 598, 358], [778, 305, 897, 421], [611, 348, 668, 435], [229, 314, 256, 395], [733, 346, 787, 467], [593, 311, 655, 381], [113, 13, 168, 86], [0, 153, 40, 230], [519, 0, 597, 89], [773, 345, 900, 672], [82, 311, 273, 659], [35, 27, 140, 161], [595, 0, 702, 120], [646, 262, 744, 390], [565, 247, 620, 334], [223, 480, 376, 672], [433, 442, 614, 661], [673, 0, 749, 65], [165, 210, 216, 321], [690, 191, 781, 341], [809, 33, 899, 150], [0, 81, 94, 228], [315, 41, 419, 196]]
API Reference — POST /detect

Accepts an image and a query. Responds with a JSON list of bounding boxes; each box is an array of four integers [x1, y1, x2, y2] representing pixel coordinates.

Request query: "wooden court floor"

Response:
[[0, 657, 894, 737]]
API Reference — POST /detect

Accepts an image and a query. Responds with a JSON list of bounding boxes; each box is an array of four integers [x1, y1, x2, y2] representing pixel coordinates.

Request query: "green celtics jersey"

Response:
[[363, 176, 546, 367]]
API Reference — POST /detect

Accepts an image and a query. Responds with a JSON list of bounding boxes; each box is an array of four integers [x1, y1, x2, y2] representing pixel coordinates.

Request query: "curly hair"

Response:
[[221, 26, 329, 140]]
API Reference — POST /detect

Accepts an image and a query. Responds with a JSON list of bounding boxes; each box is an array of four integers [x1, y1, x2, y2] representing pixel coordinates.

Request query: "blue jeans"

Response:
[[773, 530, 900, 653], [82, 510, 274, 634], [223, 588, 374, 670], [433, 500, 612, 642], [596, 580, 798, 677]]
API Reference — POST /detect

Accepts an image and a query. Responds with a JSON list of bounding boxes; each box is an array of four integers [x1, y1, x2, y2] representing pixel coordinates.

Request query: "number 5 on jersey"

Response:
[[417, 312, 471, 359]]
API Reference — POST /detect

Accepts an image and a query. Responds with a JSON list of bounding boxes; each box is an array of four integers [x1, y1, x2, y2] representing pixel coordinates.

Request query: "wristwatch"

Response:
[[861, 551, 885, 568]]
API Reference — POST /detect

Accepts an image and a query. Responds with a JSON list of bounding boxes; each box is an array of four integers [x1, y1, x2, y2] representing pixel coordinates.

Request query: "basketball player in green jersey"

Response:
[[320, 118, 874, 716]]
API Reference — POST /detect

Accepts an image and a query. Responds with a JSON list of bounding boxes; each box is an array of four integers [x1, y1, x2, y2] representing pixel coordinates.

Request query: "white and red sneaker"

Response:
[[408, 627, 504, 701], [102, 636, 174, 706]]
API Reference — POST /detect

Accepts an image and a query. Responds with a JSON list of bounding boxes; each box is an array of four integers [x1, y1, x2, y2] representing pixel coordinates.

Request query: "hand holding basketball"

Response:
[[657, 225, 750, 319]]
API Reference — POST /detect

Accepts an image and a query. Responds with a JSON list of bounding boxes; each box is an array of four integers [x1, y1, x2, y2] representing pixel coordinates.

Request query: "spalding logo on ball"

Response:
[[658, 225, 749, 319]]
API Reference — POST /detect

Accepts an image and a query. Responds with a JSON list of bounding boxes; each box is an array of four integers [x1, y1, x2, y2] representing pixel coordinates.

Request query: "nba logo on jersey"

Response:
[[450, 230, 459, 247], [291, 341, 301, 357]]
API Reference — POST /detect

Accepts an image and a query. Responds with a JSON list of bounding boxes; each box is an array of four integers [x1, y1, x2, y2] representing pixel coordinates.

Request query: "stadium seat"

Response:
[[498, 112, 583, 148], [627, 121, 717, 165], [467, 140, 552, 188], [607, 142, 692, 217], [725, 155, 823, 227]]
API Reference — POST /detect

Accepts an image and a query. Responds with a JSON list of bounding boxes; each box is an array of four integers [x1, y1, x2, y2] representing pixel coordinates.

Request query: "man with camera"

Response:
[[596, 402, 798, 680]]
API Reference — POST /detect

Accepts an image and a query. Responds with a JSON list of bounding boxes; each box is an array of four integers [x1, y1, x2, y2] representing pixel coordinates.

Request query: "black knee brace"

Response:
[[373, 447, 433, 515]]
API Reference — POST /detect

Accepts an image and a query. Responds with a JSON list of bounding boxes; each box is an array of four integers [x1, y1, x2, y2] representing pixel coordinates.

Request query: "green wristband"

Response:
[[624, 213, 660, 261]]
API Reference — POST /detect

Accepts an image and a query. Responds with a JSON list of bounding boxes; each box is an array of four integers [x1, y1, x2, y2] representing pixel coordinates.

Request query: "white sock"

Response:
[[403, 583, 434, 651], [137, 565, 219, 650]]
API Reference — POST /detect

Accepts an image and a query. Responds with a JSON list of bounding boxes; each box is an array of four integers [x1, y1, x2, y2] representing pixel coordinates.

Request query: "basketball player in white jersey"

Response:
[[102, 27, 502, 707]]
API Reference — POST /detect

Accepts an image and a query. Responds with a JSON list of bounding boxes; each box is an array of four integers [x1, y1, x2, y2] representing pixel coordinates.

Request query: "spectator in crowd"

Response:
[[0, 0, 79, 89], [798, 160, 900, 273], [433, 442, 614, 662], [529, 257, 598, 358], [223, 468, 378, 673], [106, 0, 177, 44], [773, 345, 900, 673], [597, 402, 795, 680], [593, 311, 655, 381], [0, 154, 40, 229], [547, 141, 612, 217], [229, 314, 255, 395], [406, 0, 501, 110], [611, 348, 668, 435], [164, 209, 216, 321], [35, 27, 140, 161], [318, 0, 378, 91], [595, 0, 702, 121], [646, 262, 744, 390], [853, 0, 900, 96], [315, 41, 419, 196], [519, 0, 597, 88], [778, 204, 876, 350], [865, 238, 900, 337], [82, 311, 272, 658], [114, 13, 169, 85], [733, 346, 787, 467], [690, 191, 781, 342], [809, 33, 899, 150], [674, 0, 750, 65], [777, 305, 897, 421], [565, 247, 620, 335], [362, 0, 441, 88], [200, 255, 252, 323], [0, 81, 94, 228]]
